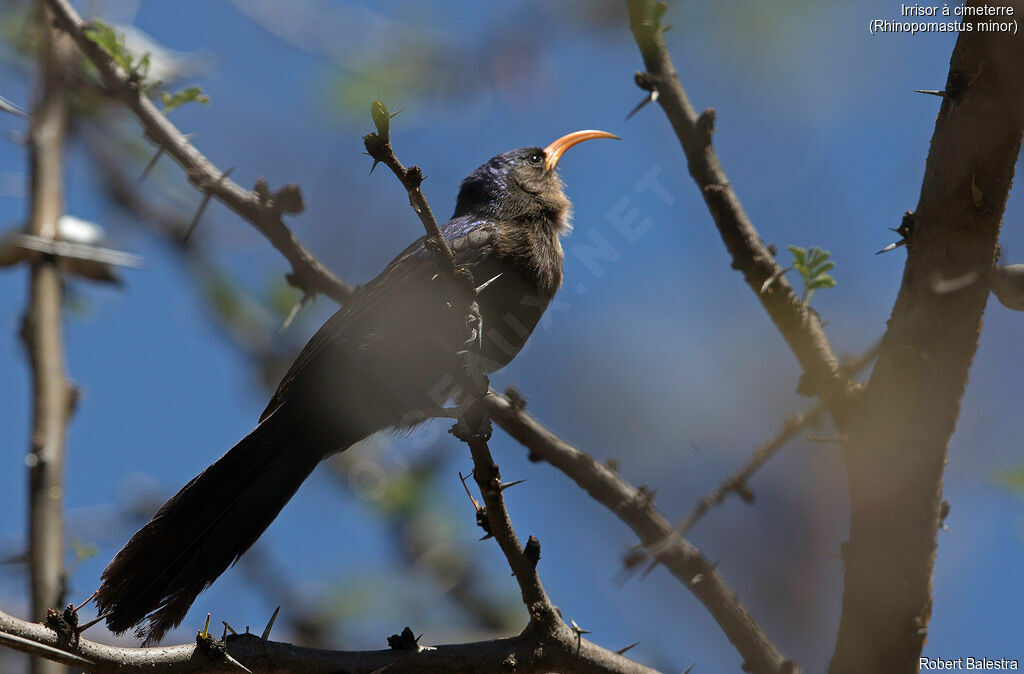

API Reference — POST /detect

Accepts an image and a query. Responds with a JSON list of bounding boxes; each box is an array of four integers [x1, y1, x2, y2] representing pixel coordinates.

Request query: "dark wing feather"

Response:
[[259, 217, 499, 421]]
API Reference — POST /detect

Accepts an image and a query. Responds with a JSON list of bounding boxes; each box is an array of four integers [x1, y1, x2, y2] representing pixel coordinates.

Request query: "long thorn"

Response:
[[626, 90, 659, 120], [876, 239, 906, 255], [73, 589, 98, 613], [261, 606, 280, 641], [75, 612, 109, 634], [280, 292, 312, 333], [223, 652, 253, 673], [138, 146, 165, 184], [458, 470, 481, 510], [183, 167, 234, 245], [0, 94, 28, 118], [760, 266, 793, 294]]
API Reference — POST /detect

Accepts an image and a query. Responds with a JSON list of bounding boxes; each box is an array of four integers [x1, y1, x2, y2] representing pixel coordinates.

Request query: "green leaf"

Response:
[[84, 19, 153, 82], [85, 20, 132, 71], [160, 86, 210, 113], [808, 275, 836, 290], [135, 52, 151, 80], [785, 244, 836, 306]]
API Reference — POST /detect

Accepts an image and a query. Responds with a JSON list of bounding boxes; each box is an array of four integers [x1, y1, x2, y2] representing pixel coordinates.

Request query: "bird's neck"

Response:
[[497, 214, 565, 298]]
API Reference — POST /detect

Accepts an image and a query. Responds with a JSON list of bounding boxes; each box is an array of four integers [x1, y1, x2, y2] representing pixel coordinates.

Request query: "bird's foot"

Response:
[[465, 300, 483, 349]]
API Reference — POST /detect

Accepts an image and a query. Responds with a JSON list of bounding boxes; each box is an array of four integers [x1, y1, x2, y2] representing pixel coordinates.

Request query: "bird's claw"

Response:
[[465, 302, 483, 349]]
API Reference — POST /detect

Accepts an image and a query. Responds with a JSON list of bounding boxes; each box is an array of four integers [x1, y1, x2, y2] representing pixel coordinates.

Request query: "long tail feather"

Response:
[[95, 406, 343, 644]]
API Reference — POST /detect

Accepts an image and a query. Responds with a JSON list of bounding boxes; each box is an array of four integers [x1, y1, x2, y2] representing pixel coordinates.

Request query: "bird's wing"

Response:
[[259, 217, 500, 422]]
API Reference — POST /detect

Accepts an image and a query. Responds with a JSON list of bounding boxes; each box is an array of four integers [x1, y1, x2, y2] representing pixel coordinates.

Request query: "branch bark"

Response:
[[624, 0, 855, 415], [22, 8, 74, 674], [40, 0, 352, 304], [830, 7, 1024, 672], [0, 606, 659, 674]]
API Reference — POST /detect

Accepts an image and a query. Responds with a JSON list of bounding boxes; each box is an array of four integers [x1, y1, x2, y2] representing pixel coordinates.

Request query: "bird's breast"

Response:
[[475, 267, 553, 372]]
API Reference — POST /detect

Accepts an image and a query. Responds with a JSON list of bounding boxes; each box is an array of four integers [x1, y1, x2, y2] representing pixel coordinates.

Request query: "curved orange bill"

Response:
[[544, 129, 620, 170]]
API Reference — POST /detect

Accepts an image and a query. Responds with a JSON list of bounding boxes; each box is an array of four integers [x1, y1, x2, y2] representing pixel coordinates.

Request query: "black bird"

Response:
[[95, 129, 618, 644]]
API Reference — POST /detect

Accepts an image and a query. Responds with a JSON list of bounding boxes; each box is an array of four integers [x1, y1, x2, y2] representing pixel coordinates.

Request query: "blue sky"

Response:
[[1, 0, 1023, 671]]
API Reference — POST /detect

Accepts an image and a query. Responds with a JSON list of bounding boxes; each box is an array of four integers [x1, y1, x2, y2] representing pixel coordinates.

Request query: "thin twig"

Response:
[[676, 341, 879, 536], [137, 145, 165, 183], [457, 402, 554, 616], [183, 166, 234, 244]]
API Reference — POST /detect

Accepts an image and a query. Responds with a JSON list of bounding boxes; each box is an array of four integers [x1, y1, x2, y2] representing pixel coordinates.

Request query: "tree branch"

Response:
[[486, 393, 799, 674], [830, 6, 1024, 671], [22, 8, 75, 674], [0, 606, 660, 674], [40, 0, 353, 304], [624, 0, 854, 414]]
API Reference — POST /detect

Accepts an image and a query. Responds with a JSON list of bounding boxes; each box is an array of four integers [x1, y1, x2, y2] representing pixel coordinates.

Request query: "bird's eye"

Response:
[[529, 151, 544, 166]]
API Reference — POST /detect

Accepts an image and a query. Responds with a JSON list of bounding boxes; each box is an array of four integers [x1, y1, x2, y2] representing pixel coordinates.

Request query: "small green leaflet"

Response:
[[84, 20, 131, 70], [84, 19, 149, 80], [160, 86, 210, 113], [787, 245, 836, 305]]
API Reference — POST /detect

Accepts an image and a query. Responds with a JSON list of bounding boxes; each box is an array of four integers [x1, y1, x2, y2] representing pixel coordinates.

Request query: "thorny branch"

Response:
[[625, 0, 856, 421], [40, 0, 353, 304], [22, 8, 75, 674], [0, 606, 658, 674], [486, 393, 800, 674]]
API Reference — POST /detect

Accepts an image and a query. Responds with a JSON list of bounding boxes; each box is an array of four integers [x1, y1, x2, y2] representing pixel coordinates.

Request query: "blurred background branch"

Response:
[[42, 0, 352, 305], [21, 6, 74, 674]]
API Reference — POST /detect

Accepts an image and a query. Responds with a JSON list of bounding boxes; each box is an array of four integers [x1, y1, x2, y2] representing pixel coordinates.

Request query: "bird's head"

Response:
[[454, 130, 618, 233]]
